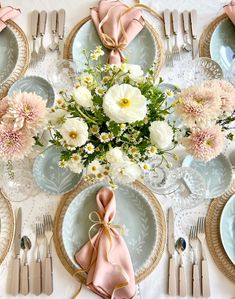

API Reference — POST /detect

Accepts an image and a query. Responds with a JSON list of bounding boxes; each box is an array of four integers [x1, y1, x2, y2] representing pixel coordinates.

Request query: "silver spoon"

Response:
[[175, 237, 187, 297], [182, 10, 192, 52], [20, 236, 32, 295]]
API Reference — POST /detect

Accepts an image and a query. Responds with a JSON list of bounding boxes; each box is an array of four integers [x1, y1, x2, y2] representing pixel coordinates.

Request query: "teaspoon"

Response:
[[175, 237, 187, 297], [20, 236, 32, 295]]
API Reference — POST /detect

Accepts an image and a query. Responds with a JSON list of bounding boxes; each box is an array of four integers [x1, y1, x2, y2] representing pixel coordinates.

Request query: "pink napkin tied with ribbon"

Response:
[[0, 6, 21, 32], [75, 187, 135, 299], [224, 1, 235, 24], [91, 0, 145, 65]]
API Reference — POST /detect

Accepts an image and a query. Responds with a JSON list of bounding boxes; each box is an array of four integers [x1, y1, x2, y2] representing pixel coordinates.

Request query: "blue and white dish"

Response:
[[8, 76, 55, 107], [220, 193, 235, 264], [182, 154, 233, 199], [210, 18, 235, 73], [33, 146, 83, 195]]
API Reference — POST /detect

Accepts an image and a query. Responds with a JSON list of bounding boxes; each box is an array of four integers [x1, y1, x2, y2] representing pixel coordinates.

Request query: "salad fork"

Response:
[[172, 10, 181, 61], [189, 226, 200, 298], [163, 9, 173, 67], [38, 11, 47, 61], [30, 10, 39, 67], [43, 215, 53, 295], [197, 217, 210, 298]]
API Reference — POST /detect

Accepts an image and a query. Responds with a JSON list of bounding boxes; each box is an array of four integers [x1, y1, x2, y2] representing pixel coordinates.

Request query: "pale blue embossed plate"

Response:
[[72, 19, 156, 73], [62, 182, 158, 275], [210, 18, 235, 73], [0, 27, 18, 84], [33, 146, 82, 195], [8, 76, 55, 107], [220, 194, 235, 264], [182, 154, 232, 199]]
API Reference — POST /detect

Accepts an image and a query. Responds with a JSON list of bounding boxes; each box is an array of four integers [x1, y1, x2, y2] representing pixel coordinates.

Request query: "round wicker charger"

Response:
[[206, 180, 235, 283], [53, 180, 166, 284], [63, 16, 165, 78], [199, 13, 227, 58]]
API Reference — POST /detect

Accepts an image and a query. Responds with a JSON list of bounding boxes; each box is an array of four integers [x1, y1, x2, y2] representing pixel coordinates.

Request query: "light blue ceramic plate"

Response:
[[210, 18, 235, 73], [33, 146, 83, 195], [182, 154, 232, 199], [0, 27, 18, 84], [8, 76, 55, 107], [220, 193, 235, 264], [62, 182, 157, 274], [72, 19, 156, 73]]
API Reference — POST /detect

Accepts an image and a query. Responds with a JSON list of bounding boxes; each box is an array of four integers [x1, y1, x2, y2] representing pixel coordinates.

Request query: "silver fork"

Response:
[[189, 226, 200, 298], [163, 9, 173, 67], [197, 217, 210, 298], [30, 10, 39, 67], [38, 11, 47, 61], [43, 215, 53, 295], [172, 10, 181, 61]]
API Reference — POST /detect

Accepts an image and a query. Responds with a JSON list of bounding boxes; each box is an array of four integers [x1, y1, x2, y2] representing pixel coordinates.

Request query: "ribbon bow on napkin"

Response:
[[75, 187, 135, 299], [224, 0, 235, 24], [0, 6, 21, 32], [91, 0, 145, 65]]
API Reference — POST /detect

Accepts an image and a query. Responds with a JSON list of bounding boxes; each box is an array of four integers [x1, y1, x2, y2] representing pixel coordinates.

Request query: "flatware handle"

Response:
[[20, 264, 29, 295], [39, 10, 47, 36], [168, 257, 177, 296], [44, 256, 53, 295], [58, 9, 65, 39], [51, 10, 57, 33], [32, 261, 42, 296], [190, 9, 197, 37], [192, 264, 200, 298], [172, 9, 179, 34], [31, 10, 39, 38], [179, 265, 186, 297], [9, 257, 20, 296], [202, 260, 210, 297], [163, 9, 171, 38], [182, 10, 189, 33]]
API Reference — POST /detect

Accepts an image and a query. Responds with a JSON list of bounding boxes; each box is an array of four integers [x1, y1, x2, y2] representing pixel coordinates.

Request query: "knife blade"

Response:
[[167, 208, 176, 296], [9, 208, 22, 296], [190, 9, 198, 59], [58, 9, 65, 58]]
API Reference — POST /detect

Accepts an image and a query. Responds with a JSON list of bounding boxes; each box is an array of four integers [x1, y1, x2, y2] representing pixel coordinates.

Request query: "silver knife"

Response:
[[168, 208, 176, 296], [9, 208, 22, 296], [190, 9, 198, 59], [58, 9, 65, 58]]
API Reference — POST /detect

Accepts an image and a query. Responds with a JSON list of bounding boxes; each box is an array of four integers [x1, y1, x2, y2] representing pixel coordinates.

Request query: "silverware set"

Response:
[[163, 9, 198, 66], [9, 209, 54, 296], [30, 9, 66, 67], [167, 209, 210, 297]]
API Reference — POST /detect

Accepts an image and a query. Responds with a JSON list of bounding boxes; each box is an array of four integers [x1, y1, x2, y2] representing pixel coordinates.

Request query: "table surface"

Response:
[[0, 0, 235, 298]]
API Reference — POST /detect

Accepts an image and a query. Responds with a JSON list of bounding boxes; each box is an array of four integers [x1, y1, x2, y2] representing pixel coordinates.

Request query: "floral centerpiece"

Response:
[[48, 47, 176, 186], [175, 79, 235, 161]]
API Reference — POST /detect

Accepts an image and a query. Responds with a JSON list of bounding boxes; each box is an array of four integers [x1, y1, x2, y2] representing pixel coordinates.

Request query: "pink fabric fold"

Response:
[[91, 0, 145, 64], [75, 187, 135, 299], [0, 6, 21, 32], [224, 1, 235, 25]]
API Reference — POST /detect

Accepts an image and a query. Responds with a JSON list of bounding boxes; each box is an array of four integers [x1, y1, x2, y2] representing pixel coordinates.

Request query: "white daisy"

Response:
[[100, 132, 110, 143], [165, 89, 174, 98], [91, 52, 99, 61], [60, 118, 88, 147], [95, 87, 104, 96], [147, 146, 157, 157], [58, 160, 67, 168], [90, 125, 99, 135], [84, 143, 95, 154], [141, 162, 151, 172], [94, 46, 105, 57], [79, 73, 94, 86], [87, 160, 102, 175], [71, 153, 82, 163], [96, 172, 104, 181]]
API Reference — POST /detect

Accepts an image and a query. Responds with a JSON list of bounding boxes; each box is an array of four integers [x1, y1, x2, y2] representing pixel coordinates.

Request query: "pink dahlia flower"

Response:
[[175, 86, 222, 127], [182, 125, 225, 162], [204, 79, 235, 112], [0, 97, 9, 119], [0, 124, 34, 161], [5, 92, 47, 132]]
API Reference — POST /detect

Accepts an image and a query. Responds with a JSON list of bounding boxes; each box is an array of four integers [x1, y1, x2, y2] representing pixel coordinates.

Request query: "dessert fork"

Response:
[[189, 226, 200, 298], [38, 11, 47, 61], [172, 10, 181, 61], [43, 215, 53, 295], [163, 9, 173, 67], [197, 217, 210, 298], [30, 10, 39, 67]]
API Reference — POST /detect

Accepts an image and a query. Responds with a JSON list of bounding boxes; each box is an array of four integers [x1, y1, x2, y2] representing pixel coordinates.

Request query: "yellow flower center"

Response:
[[166, 90, 173, 97], [143, 164, 149, 170], [24, 105, 32, 113], [119, 98, 131, 108], [92, 166, 97, 171], [87, 146, 93, 151], [206, 139, 213, 147], [69, 131, 78, 139], [195, 98, 204, 105], [73, 155, 80, 161]]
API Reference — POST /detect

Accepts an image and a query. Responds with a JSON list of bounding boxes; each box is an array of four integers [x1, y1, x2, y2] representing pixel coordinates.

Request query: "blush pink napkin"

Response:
[[0, 6, 21, 32], [224, 1, 235, 24], [75, 187, 135, 299], [91, 0, 145, 64]]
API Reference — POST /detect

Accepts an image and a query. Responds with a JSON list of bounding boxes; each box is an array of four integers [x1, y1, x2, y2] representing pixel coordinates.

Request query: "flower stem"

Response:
[[76, 108, 98, 124]]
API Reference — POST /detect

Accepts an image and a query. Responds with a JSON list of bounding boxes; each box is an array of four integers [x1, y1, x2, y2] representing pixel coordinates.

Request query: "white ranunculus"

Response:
[[73, 86, 93, 108], [149, 121, 173, 149], [110, 160, 141, 183], [106, 147, 124, 163], [48, 109, 68, 127], [67, 160, 83, 174], [122, 64, 144, 83], [60, 118, 88, 147], [103, 84, 147, 123]]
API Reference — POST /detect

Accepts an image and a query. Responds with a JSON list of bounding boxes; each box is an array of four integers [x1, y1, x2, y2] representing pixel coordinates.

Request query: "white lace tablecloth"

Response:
[[0, 0, 235, 298]]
